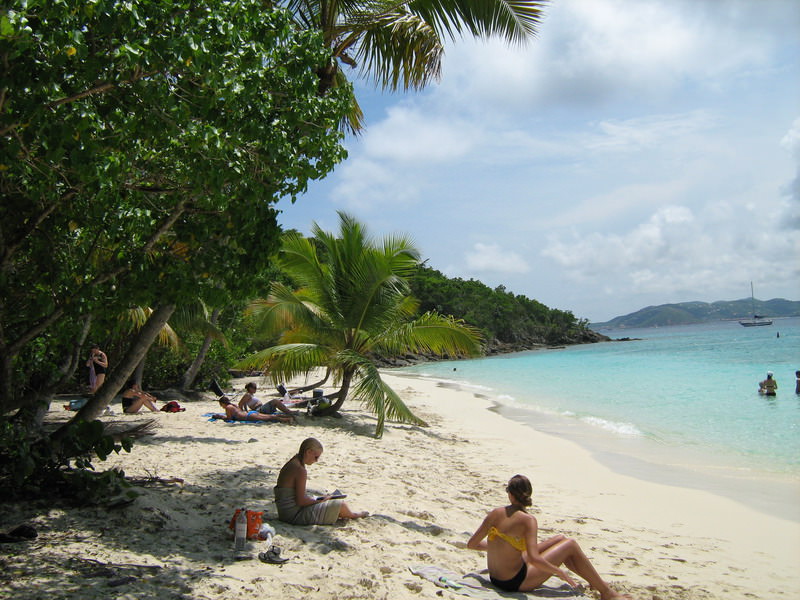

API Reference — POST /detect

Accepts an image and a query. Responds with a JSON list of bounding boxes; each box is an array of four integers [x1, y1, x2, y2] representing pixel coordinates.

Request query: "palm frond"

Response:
[[236, 212, 484, 437], [347, 355, 426, 437], [234, 343, 331, 381], [375, 311, 483, 357], [353, 8, 443, 90], [123, 306, 180, 349], [409, 0, 548, 44]]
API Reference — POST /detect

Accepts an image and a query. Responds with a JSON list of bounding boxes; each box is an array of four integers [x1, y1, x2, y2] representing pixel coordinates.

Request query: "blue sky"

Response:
[[276, 0, 800, 322]]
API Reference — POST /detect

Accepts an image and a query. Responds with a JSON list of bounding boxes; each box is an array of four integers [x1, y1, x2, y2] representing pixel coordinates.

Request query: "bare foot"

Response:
[[352, 511, 369, 519]]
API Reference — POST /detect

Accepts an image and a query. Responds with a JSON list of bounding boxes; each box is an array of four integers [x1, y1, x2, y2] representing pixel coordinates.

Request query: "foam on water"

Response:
[[395, 317, 800, 520]]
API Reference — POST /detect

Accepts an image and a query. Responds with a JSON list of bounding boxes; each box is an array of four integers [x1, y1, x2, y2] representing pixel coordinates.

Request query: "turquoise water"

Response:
[[395, 318, 800, 516]]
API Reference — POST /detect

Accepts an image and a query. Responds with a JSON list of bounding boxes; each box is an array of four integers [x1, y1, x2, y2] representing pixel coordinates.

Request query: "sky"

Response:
[[275, 0, 800, 323]]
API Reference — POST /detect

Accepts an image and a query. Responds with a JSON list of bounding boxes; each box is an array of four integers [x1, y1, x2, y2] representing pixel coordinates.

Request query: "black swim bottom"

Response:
[[490, 562, 527, 592]]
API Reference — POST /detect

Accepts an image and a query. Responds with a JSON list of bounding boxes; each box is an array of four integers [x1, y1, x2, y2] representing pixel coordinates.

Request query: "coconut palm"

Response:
[[283, 0, 549, 130], [236, 212, 482, 436]]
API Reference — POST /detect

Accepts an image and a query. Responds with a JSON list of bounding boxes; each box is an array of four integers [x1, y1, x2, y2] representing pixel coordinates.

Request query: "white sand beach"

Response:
[[2, 371, 799, 600]]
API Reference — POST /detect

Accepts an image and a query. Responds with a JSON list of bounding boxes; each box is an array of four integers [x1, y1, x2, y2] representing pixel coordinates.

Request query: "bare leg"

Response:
[[124, 397, 147, 414], [338, 502, 368, 520], [91, 373, 106, 394], [536, 534, 566, 554], [250, 413, 293, 423], [270, 399, 299, 416], [520, 538, 629, 600], [124, 394, 159, 413]]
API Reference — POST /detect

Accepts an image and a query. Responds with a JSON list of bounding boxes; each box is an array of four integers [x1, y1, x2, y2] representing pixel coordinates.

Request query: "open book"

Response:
[[316, 489, 347, 500]]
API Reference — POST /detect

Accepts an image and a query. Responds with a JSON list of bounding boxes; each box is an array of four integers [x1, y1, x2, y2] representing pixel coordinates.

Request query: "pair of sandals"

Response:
[[258, 545, 289, 564]]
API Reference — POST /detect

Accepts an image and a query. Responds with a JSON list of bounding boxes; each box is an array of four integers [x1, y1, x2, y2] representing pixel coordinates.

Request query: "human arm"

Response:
[[237, 393, 251, 410], [94, 351, 108, 367], [467, 512, 494, 551], [292, 466, 329, 507], [523, 518, 578, 587]]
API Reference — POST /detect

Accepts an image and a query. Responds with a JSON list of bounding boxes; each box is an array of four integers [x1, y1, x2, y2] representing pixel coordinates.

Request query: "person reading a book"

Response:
[[274, 437, 368, 525], [467, 474, 631, 599]]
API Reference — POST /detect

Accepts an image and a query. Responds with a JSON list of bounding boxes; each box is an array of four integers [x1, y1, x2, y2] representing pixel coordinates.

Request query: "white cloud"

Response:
[[435, 0, 784, 113], [464, 243, 530, 274], [329, 157, 424, 211], [587, 111, 718, 152], [781, 117, 800, 157], [362, 105, 476, 163], [279, 0, 800, 321], [541, 203, 799, 301]]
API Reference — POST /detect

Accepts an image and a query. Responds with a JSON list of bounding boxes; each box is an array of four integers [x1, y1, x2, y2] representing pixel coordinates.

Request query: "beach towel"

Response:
[[203, 413, 277, 424], [410, 565, 585, 599]]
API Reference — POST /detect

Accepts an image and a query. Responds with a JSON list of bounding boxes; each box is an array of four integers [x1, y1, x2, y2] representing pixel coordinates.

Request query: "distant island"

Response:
[[592, 298, 800, 329]]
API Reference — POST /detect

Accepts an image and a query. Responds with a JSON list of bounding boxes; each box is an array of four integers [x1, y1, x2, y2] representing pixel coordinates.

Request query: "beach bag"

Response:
[[161, 401, 185, 413], [228, 509, 263, 540]]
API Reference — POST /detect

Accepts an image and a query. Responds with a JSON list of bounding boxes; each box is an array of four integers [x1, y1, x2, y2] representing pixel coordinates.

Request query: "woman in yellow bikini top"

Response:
[[487, 526, 527, 552], [467, 475, 632, 599]]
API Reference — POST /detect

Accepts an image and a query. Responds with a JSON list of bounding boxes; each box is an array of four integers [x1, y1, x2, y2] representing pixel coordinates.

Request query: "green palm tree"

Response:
[[236, 212, 482, 436], [284, 0, 549, 130]]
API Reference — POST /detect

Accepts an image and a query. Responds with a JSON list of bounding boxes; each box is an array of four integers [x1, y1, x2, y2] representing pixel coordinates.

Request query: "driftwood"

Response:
[[127, 475, 184, 487], [103, 418, 158, 441]]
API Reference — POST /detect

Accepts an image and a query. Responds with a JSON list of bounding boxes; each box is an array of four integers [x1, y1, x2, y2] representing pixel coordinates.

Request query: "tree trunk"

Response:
[[181, 307, 221, 390], [132, 354, 146, 387], [320, 368, 352, 414], [289, 368, 330, 395], [52, 303, 176, 440], [316, 63, 337, 96], [9, 314, 93, 428]]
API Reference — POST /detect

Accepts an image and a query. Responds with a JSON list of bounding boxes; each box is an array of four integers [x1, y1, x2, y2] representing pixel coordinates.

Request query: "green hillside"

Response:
[[593, 298, 800, 329]]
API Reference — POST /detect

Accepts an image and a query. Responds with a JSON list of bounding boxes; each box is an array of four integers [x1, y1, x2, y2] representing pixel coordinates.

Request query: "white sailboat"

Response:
[[739, 282, 772, 327]]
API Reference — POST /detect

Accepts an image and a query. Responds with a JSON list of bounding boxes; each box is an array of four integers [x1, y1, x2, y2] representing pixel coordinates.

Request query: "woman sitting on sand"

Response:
[[274, 438, 368, 525], [238, 382, 300, 417], [212, 396, 293, 423], [468, 474, 631, 599], [121, 382, 160, 414]]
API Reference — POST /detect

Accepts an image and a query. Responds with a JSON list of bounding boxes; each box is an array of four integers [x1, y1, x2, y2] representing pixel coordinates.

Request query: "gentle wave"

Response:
[[580, 416, 643, 437]]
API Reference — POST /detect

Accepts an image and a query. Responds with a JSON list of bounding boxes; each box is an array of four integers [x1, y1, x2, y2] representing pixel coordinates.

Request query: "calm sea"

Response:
[[394, 317, 800, 520]]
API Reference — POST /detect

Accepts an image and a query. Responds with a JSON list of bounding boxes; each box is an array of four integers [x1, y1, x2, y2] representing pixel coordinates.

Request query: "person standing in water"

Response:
[[759, 372, 778, 396]]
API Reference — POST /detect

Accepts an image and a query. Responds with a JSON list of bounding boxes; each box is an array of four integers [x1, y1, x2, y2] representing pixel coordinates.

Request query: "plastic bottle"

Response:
[[234, 508, 247, 552]]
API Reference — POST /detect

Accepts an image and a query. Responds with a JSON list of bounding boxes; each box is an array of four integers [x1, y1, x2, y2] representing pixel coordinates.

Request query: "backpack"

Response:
[[160, 401, 185, 413]]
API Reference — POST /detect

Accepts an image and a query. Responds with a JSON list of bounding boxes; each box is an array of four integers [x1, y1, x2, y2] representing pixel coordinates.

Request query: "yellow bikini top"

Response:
[[487, 526, 527, 552]]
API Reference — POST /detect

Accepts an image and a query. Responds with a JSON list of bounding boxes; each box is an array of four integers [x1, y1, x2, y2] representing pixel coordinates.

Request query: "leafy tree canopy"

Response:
[[410, 266, 594, 347], [0, 0, 351, 413], [238, 212, 482, 436]]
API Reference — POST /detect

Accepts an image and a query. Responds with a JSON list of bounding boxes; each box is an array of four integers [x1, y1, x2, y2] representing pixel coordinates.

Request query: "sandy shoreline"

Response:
[[2, 372, 798, 600]]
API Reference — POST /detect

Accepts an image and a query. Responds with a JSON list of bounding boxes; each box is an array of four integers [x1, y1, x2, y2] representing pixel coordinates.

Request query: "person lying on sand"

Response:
[[212, 396, 293, 423], [238, 382, 300, 417], [274, 437, 368, 525], [121, 382, 160, 414], [468, 474, 632, 600]]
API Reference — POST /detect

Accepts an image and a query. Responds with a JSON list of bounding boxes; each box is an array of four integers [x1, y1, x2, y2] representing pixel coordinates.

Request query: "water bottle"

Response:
[[234, 508, 247, 552]]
